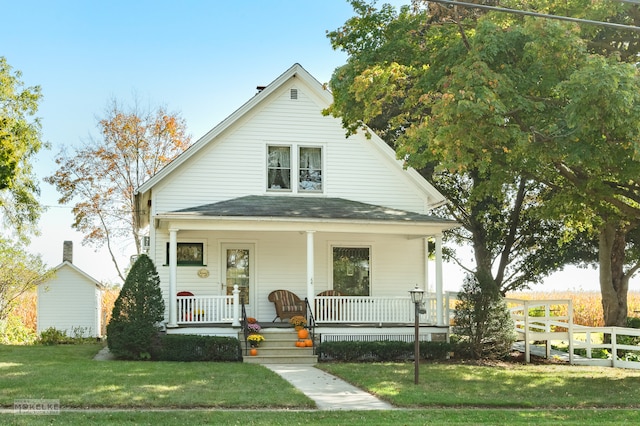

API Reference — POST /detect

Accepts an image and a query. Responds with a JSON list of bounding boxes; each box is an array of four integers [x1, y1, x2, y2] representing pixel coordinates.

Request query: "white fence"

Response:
[[314, 295, 440, 324], [177, 295, 236, 324], [507, 298, 640, 369]]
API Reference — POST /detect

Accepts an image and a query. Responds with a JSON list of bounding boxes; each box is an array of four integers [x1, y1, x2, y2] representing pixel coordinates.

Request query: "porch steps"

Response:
[[241, 329, 317, 365]]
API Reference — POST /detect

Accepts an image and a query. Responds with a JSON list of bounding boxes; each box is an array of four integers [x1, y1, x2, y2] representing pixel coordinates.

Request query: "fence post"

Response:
[[568, 299, 574, 364], [524, 300, 530, 363], [611, 328, 617, 368], [232, 285, 241, 327]]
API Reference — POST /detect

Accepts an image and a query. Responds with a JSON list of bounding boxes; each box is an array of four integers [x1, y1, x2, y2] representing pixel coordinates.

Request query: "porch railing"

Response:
[[314, 294, 441, 324], [176, 295, 236, 324]]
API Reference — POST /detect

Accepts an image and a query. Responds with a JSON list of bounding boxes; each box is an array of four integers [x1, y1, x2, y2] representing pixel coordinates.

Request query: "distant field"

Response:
[[507, 291, 640, 327]]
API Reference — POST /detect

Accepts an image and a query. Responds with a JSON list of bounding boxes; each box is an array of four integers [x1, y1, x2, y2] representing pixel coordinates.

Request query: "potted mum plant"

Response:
[[247, 333, 265, 348], [290, 315, 308, 339]]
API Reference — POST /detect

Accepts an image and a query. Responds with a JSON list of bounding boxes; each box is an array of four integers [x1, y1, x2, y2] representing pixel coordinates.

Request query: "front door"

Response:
[[223, 244, 254, 313]]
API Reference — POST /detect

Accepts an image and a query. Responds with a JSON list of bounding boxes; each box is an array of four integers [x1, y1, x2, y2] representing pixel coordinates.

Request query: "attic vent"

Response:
[[290, 88, 298, 100]]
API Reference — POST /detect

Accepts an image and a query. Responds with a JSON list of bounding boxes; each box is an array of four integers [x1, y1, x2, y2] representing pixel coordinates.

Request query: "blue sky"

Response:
[[3, 0, 369, 284], [3, 1, 606, 291]]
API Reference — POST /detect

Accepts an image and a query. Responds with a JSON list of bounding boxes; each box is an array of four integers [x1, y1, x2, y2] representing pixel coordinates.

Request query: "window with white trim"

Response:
[[299, 146, 322, 192], [267, 145, 291, 190], [332, 246, 370, 296], [267, 144, 323, 193]]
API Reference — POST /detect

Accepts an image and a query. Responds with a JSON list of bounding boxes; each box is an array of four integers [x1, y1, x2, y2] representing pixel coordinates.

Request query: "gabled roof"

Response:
[[45, 261, 103, 290], [135, 63, 447, 208], [174, 195, 456, 225]]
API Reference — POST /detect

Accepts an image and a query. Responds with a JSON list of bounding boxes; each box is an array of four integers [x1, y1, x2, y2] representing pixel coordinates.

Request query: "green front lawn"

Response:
[[318, 360, 640, 408], [2, 344, 640, 425], [0, 344, 312, 409]]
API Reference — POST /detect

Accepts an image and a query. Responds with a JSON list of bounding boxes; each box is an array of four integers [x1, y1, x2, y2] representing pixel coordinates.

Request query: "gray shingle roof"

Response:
[[174, 195, 454, 224]]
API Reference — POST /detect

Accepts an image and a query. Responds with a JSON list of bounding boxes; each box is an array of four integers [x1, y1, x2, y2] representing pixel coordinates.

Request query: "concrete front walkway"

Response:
[[264, 364, 394, 411]]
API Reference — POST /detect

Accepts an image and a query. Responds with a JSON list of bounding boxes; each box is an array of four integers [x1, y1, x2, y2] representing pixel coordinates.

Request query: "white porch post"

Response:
[[424, 237, 430, 292], [167, 228, 178, 328], [232, 284, 241, 327], [306, 231, 315, 316], [435, 234, 444, 326]]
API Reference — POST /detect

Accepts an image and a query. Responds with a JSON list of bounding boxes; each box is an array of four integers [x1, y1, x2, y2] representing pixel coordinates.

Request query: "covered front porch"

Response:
[[154, 196, 459, 332]]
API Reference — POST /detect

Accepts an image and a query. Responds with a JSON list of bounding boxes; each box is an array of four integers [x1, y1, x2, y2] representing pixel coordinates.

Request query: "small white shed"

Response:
[[37, 241, 103, 338]]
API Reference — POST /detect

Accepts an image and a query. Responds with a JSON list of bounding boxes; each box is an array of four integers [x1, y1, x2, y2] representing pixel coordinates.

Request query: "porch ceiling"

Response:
[[155, 195, 459, 235]]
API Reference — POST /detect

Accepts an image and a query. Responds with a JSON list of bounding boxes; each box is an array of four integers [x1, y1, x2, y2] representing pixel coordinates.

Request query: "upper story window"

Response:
[[299, 147, 322, 192], [267, 144, 323, 193], [267, 146, 291, 190]]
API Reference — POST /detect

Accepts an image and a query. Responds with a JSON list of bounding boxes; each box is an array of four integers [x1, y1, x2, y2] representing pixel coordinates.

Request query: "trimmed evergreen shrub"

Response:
[[453, 274, 516, 360], [107, 254, 164, 360], [150, 334, 242, 361], [318, 340, 452, 362]]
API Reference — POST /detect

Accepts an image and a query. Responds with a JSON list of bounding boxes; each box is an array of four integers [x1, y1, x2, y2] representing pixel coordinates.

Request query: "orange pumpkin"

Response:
[[304, 339, 313, 347], [296, 341, 305, 347], [249, 348, 258, 356], [297, 329, 309, 339]]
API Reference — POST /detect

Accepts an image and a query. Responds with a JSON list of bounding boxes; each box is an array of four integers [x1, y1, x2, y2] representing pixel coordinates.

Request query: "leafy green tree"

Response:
[[453, 273, 515, 359], [327, 1, 640, 325], [0, 238, 51, 342], [325, 2, 580, 295], [46, 98, 191, 281], [107, 254, 164, 360], [0, 57, 45, 239]]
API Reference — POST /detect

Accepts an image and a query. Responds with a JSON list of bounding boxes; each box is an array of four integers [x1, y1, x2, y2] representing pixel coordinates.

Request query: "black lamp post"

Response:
[[409, 285, 425, 385]]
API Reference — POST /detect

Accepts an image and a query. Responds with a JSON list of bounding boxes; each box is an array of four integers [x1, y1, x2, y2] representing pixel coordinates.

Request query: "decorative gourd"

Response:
[[304, 339, 313, 347], [297, 329, 309, 339], [249, 348, 258, 356]]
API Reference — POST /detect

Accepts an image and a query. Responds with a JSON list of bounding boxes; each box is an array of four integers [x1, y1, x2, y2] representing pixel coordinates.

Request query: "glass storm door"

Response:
[[224, 245, 253, 307]]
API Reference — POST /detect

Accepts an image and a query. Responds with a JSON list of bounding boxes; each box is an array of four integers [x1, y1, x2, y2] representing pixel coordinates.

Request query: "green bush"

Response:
[[39, 327, 73, 345], [107, 254, 165, 360], [627, 317, 640, 329], [318, 340, 452, 362], [0, 315, 37, 345], [453, 274, 516, 360], [150, 334, 242, 361]]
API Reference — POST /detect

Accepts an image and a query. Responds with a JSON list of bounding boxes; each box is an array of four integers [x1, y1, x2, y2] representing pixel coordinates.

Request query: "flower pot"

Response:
[[297, 329, 309, 339], [250, 348, 258, 356]]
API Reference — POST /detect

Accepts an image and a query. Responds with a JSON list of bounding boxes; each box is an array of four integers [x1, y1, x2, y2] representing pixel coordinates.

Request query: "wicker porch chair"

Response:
[[268, 289, 306, 322]]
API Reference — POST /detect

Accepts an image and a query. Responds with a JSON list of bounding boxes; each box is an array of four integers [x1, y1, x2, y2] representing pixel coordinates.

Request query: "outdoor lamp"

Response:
[[409, 285, 425, 384], [409, 285, 425, 304]]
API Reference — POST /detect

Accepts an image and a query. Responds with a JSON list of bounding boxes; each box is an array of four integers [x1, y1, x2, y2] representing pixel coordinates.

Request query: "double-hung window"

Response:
[[267, 144, 323, 193], [298, 147, 322, 192], [267, 146, 291, 190]]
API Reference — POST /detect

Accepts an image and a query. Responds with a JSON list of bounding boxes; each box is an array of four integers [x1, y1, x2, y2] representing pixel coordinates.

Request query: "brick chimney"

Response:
[[63, 241, 73, 264]]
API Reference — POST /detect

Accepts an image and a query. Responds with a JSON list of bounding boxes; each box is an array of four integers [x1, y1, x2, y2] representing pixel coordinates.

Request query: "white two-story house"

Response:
[[134, 63, 459, 342]]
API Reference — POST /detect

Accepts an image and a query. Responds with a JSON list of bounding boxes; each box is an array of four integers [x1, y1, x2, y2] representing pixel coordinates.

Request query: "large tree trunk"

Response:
[[599, 222, 629, 327]]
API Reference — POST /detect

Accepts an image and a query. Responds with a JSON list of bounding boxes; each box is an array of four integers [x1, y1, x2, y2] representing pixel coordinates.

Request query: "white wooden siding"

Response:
[[37, 265, 101, 337], [154, 230, 426, 324], [152, 80, 428, 214]]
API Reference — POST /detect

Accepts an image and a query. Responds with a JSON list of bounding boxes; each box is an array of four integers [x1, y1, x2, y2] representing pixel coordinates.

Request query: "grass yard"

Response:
[[0, 344, 312, 409], [2, 344, 640, 425], [317, 361, 640, 409]]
